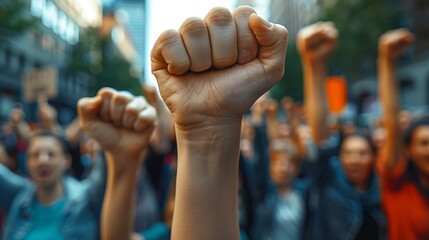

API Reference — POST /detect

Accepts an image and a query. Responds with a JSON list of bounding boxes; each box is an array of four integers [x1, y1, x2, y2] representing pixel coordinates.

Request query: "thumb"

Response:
[[248, 13, 288, 82], [249, 13, 288, 48], [77, 96, 103, 127]]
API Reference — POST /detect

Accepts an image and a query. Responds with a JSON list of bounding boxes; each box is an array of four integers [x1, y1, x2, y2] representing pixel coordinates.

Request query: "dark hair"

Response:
[[404, 115, 429, 147], [0, 141, 17, 159], [29, 131, 70, 154], [339, 132, 376, 155]]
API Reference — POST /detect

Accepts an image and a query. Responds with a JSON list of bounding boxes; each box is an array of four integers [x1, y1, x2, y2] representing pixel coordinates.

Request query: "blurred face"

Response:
[[371, 128, 386, 151], [399, 111, 412, 131], [270, 151, 298, 190], [409, 126, 429, 176], [340, 136, 374, 189], [278, 122, 291, 140], [27, 136, 69, 188]]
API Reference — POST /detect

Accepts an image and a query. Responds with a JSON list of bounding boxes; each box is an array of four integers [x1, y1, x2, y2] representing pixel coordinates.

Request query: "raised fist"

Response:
[[297, 22, 338, 62], [379, 29, 414, 60], [38, 98, 58, 128], [78, 88, 156, 159], [9, 106, 25, 125], [151, 6, 288, 132]]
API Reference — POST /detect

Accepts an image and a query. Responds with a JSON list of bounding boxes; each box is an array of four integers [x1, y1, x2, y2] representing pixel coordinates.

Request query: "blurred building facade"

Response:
[[115, 0, 146, 80], [353, 0, 429, 114], [0, 0, 102, 124], [268, 0, 318, 40]]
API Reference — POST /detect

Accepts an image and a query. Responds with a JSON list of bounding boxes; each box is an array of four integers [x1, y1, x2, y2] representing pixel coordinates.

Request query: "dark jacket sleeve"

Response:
[[0, 163, 29, 214]]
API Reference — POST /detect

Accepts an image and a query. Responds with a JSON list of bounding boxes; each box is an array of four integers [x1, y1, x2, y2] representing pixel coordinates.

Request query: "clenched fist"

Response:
[[379, 29, 414, 60], [151, 6, 288, 133], [297, 22, 338, 62], [78, 88, 156, 160]]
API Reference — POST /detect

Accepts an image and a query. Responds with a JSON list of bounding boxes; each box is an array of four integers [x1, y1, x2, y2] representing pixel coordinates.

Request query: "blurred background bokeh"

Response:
[[0, 0, 428, 127]]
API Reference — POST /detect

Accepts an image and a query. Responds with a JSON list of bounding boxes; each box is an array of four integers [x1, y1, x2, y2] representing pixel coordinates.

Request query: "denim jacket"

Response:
[[246, 123, 309, 240], [303, 143, 387, 240], [0, 158, 106, 240]]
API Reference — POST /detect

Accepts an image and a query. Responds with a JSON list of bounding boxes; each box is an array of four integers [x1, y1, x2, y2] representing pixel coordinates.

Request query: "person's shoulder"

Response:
[[64, 176, 88, 198]]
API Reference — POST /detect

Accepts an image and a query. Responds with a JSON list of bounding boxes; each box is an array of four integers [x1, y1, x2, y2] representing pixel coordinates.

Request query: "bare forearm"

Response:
[[173, 120, 241, 240], [101, 153, 142, 240], [65, 119, 83, 146], [303, 59, 329, 143], [13, 122, 30, 141], [378, 57, 402, 168]]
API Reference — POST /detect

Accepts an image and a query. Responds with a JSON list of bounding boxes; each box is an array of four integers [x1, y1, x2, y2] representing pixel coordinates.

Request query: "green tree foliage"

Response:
[[0, 0, 36, 44], [316, 0, 404, 77], [68, 29, 142, 97], [95, 38, 142, 96]]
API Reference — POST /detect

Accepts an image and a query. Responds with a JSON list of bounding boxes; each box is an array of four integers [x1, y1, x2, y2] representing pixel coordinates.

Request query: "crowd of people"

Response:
[[0, 6, 428, 240]]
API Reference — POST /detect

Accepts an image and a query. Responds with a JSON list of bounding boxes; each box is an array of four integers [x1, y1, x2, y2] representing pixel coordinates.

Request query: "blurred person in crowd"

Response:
[[239, 96, 273, 240], [78, 137, 102, 178], [265, 98, 291, 142], [0, 130, 106, 239], [64, 117, 94, 179], [399, 110, 412, 132], [371, 127, 386, 153], [298, 22, 386, 240], [377, 29, 429, 240], [1, 103, 30, 175], [252, 137, 306, 240], [0, 142, 15, 239]]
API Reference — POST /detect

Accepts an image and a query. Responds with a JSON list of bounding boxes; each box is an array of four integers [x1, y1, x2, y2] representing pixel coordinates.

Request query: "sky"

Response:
[[144, 0, 268, 86]]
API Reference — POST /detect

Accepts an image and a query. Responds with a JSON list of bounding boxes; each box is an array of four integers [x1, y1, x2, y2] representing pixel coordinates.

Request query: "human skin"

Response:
[[78, 88, 156, 240], [151, 6, 288, 240], [377, 29, 414, 171], [27, 136, 71, 204], [297, 22, 338, 144]]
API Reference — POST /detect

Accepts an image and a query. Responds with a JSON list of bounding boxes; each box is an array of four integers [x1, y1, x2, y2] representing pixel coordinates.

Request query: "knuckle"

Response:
[[206, 7, 233, 26], [180, 18, 207, 38]]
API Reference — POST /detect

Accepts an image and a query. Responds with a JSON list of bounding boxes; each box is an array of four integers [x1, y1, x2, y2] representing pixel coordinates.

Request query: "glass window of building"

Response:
[[31, 0, 45, 17], [42, 1, 57, 28]]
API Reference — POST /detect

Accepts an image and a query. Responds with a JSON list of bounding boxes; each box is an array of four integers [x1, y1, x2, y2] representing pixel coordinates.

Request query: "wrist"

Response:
[[378, 55, 396, 65], [105, 149, 146, 175], [175, 116, 242, 143], [175, 117, 242, 166]]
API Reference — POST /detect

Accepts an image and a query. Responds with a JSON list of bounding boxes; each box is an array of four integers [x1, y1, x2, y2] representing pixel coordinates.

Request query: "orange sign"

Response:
[[325, 76, 347, 114]]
